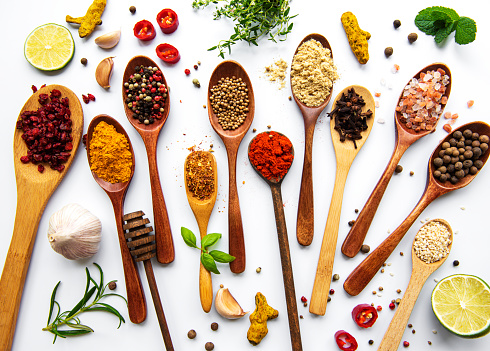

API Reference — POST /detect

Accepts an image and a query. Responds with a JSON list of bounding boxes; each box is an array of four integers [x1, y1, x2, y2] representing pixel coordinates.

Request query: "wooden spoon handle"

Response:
[[0, 195, 44, 351], [227, 151, 245, 273], [271, 185, 303, 351], [296, 120, 316, 246], [199, 263, 213, 313], [146, 144, 174, 264], [310, 166, 349, 315], [143, 260, 174, 351], [341, 140, 410, 257], [343, 187, 441, 296]]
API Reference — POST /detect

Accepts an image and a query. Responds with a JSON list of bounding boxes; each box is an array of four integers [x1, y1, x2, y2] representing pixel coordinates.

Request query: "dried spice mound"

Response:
[[17, 89, 73, 173], [264, 58, 288, 89], [247, 292, 278, 345], [413, 221, 451, 263], [186, 151, 215, 200]]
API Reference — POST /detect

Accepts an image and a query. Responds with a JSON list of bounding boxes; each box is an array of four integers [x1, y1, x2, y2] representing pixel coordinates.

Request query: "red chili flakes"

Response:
[[31, 85, 38, 93], [88, 93, 96, 102], [467, 100, 474, 108], [82, 94, 89, 104]]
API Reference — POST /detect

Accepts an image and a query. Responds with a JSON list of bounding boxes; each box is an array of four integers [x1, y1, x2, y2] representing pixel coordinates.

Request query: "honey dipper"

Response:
[[123, 211, 173, 351]]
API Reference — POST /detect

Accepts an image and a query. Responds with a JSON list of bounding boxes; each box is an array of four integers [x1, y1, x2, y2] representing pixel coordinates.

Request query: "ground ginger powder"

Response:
[[291, 39, 338, 107], [89, 121, 132, 183]]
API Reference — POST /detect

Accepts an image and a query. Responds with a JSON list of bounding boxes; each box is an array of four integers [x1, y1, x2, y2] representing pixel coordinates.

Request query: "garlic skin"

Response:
[[95, 57, 114, 89], [48, 204, 102, 260], [95, 30, 121, 49], [215, 287, 247, 319]]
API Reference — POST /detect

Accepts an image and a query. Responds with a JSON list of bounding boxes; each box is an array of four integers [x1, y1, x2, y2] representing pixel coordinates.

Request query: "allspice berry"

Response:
[[129, 6, 136, 14], [211, 322, 219, 331], [395, 164, 403, 174], [187, 329, 197, 339], [205, 342, 215, 350], [108, 281, 117, 290], [361, 244, 370, 253], [393, 19, 401, 29], [80, 57, 88, 65], [408, 33, 418, 44], [384, 47, 394, 57]]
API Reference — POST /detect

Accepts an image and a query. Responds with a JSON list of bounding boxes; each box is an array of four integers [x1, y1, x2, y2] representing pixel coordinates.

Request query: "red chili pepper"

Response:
[[156, 8, 179, 34], [352, 304, 378, 328], [334, 330, 358, 351], [156, 43, 180, 64], [133, 20, 156, 41]]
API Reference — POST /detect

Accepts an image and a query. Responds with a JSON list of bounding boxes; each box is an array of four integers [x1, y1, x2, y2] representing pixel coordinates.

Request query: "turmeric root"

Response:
[[341, 12, 371, 64], [66, 0, 106, 38], [247, 292, 278, 346]]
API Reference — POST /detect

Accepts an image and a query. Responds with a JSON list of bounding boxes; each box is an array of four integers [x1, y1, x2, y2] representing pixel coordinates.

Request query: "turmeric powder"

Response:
[[66, 0, 106, 38], [341, 12, 371, 64], [89, 121, 132, 183], [247, 292, 278, 345]]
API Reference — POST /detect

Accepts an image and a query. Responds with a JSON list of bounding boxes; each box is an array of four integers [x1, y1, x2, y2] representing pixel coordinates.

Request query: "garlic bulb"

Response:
[[215, 287, 247, 319], [48, 204, 102, 260]]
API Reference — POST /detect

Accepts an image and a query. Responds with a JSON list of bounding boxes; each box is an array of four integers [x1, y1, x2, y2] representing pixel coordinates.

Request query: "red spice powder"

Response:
[[248, 131, 293, 181]]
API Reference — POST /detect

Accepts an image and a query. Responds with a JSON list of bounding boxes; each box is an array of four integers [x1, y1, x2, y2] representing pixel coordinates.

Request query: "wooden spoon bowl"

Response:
[[341, 63, 451, 258], [86, 114, 147, 324], [122, 55, 174, 264], [291, 33, 335, 246], [208, 60, 255, 273], [0, 85, 83, 351], [344, 121, 490, 296]]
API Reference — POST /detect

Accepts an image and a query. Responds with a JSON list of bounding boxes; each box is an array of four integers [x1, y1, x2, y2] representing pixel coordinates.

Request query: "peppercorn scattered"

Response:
[[256, 267, 262, 273], [369, 339, 374, 345], [389, 302, 395, 310], [301, 296, 307, 303], [108, 281, 117, 290], [396, 298, 401, 304], [300, 315, 304, 319], [205, 341, 214, 350], [129, 6, 136, 14], [210, 76, 249, 130], [408, 323, 413, 328], [453, 260, 459, 266], [329, 289, 335, 295], [185, 68, 190, 75], [81, 57, 88, 65], [393, 19, 401, 29], [379, 286, 384, 291], [384, 47, 393, 57], [187, 329, 196, 339], [194, 64, 199, 70], [395, 165, 403, 173], [355, 208, 359, 213], [397, 289, 402, 293], [333, 274, 340, 281], [267, 125, 271, 129], [408, 33, 418, 43], [400, 251, 404, 256], [327, 296, 331, 302], [192, 78, 201, 88], [403, 341, 410, 347], [376, 305, 382, 311], [410, 171, 414, 176], [412, 329, 416, 334], [428, 341, 432, 345], [361, 244, 370, 253], [211, 322, 219, 331]]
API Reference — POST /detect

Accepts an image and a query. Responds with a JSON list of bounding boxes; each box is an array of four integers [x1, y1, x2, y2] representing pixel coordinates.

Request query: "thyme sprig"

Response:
[[192, 0, 297, 58], [43, 263, 127, 343]]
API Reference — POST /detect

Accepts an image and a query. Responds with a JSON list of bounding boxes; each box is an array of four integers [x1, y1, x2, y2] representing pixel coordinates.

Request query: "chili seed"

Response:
[[129, 6, 136, 14], [81, 57, 88, 65], [393, 19, 401, 29], [384, 47, 394, 57], [205, 342, 214, 350], [187, 329, 196, 339], [211, 322, 218, 331], [108, 281, 117, 290], [361, 244, 370, 253], [453, 260, 460, 266], [408, 33, 418, 43]]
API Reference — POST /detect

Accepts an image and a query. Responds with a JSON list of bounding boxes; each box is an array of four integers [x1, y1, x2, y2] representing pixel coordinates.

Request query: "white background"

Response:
[[1, 1, 489, 350]]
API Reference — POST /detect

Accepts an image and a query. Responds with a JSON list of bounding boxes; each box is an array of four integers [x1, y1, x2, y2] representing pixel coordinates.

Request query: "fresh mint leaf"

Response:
[[209, 250, 236, 263], [418, 6, 459, 21], [201, 233, 222, 249], [201, 253, 220, 274], [181, 227, 198, 248], [434, 23, 456, 44], [455, 17, 477, 44]]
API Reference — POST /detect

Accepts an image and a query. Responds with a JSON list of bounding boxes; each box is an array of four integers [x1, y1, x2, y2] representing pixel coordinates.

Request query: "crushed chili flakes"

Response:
[[186, 151, 215, 200]]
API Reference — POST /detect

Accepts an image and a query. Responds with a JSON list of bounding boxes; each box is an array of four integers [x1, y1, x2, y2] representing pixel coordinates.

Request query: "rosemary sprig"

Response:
[[192, 0, 297, 58], [43, 263, 127, 343], [181, 227, 235, 273]]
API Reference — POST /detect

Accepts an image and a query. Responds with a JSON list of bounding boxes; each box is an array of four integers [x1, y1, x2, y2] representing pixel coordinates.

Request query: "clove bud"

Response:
[[95, 57, 114, 89]]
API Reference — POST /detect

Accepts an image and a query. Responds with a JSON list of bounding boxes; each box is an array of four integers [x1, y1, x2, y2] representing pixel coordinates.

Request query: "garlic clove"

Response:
[[95, 29, 121, 49], [215, 287, 248, 319], [48, 204, 102, 260], [96, 56, 114, 89]]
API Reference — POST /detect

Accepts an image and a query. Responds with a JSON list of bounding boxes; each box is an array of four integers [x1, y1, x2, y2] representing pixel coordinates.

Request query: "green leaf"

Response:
[[201, 253, 220, 274], [88, 303, 126, 328], [208, 46, 218, 51], [67, 286, 96, 318], [455, 16, 477, 44], [201, 233, 221, 249], [434, 24, 454, 44], [47, 281, 61, 325], [209, 250, 236, 263], [56, 329, 93, 337], [181, 227, 198, 248], [65, 322, 94, 332]]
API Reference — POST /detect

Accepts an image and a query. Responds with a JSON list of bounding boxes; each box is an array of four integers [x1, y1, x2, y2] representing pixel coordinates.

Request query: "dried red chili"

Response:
[[156, 8, 179, 34], [156, 43, 180, 64], [352, 304, 378, 328], [133, 20, 156, 41], [334, 330, 358, 351], [248, 131, 294, 181]]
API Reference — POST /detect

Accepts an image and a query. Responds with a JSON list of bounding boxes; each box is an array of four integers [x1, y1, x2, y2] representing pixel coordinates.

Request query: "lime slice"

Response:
[[432, 274, 490, 338], [24, 23, 75, 71]]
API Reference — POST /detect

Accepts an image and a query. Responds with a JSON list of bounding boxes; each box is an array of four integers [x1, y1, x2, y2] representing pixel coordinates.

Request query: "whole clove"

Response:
[[328, 88, 373, 148]]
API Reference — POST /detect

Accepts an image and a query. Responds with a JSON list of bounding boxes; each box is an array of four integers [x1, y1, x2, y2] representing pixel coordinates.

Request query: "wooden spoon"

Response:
[[291, 33, 335, 246], [123, 55, 174, 264], [309, 86, 375, 316], [341, 63, 451, 258], [0, 85, 83, 351], [378, 219, 452, 351], [207, 60, 255, 273], [344, 121, 490, 296], [248, 132, 302, 351], [184, 151, 218, 312], [86, 114, 147, 323]]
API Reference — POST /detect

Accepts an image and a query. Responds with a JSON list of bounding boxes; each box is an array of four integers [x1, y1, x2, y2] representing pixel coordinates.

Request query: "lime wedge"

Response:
[[24, 23, 75, 71], [432, 274, 490, 338]]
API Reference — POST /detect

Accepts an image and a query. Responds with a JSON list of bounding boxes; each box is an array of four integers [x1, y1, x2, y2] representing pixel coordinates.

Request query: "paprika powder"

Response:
[[248, 131, 293, 181]]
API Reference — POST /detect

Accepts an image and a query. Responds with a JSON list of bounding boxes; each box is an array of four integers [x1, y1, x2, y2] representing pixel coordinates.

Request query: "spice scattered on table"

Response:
[[360, 244, 370, 253], [264, 58, 288, 89], [211, 322, 219, 331], [467, 100, 474, 108], [205, 342, 214, 350], [393, 19, 401, 29], [291, 39, 338, 106], [453, 260, 459, 266], [81, 58, 88, 65], [129, 6, 136, 14], [256, 267, 262, 273], [156, 43, 180, 63], [341, 12, 371, 64], [185, 151, 215, 200], [413, 221, 451, 263], [187, 329, 197, 339], [95, 57, 114, 89], [209, 76, 249, 130], [215, 287, 246, 319], [408, 33, 418, 44], [384, 47, 393, 57], [247, 292, 278, 345], [108, 281, 117, 290]]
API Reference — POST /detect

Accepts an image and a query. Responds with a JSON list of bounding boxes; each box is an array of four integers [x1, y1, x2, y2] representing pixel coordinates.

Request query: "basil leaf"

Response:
[[181, 227, 198, 248], [455, 17, 477, 45], [201, 253, 220, 274], [209, 250, 236, 263], [201, 233, 221, 249]]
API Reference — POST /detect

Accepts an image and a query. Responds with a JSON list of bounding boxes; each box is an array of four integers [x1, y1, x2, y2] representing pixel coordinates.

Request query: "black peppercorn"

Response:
[[395, 164, 403, 174], [188, 329, 197, 339], [408, 33, 418, 43], [369, 339, 374, 345], [129, 6, 136, 14], [384, 47, 394, 57], [393, 19, 401, 29], [453, 260, 460, 266]]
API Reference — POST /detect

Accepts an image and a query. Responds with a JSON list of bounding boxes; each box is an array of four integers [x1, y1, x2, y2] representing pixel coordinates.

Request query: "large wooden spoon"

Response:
[[378, 219, 452, 351], [309, 86, 375, 316], [207, 60, 255, 273], [248, 131, 302, 351], [184, 151, 218, 312], [291, 33, 335, 246], [86, 114, 147, 323], [344, 121, 490, 296], [341, 63, 451, 258], [122, 55, 174, 264], [0, 85, 83, 351]]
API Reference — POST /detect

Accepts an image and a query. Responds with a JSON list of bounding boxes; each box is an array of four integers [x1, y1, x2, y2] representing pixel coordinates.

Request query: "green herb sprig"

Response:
[[181, 227, 235, 273], [415, 6, 476, 45], [43, 263, 126, 343], [192, 0, 297, 58]]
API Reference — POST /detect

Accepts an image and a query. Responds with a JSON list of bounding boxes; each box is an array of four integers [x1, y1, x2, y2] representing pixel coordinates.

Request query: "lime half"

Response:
[[432, 274, 490, 338], [24, 23, 75, 71]]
